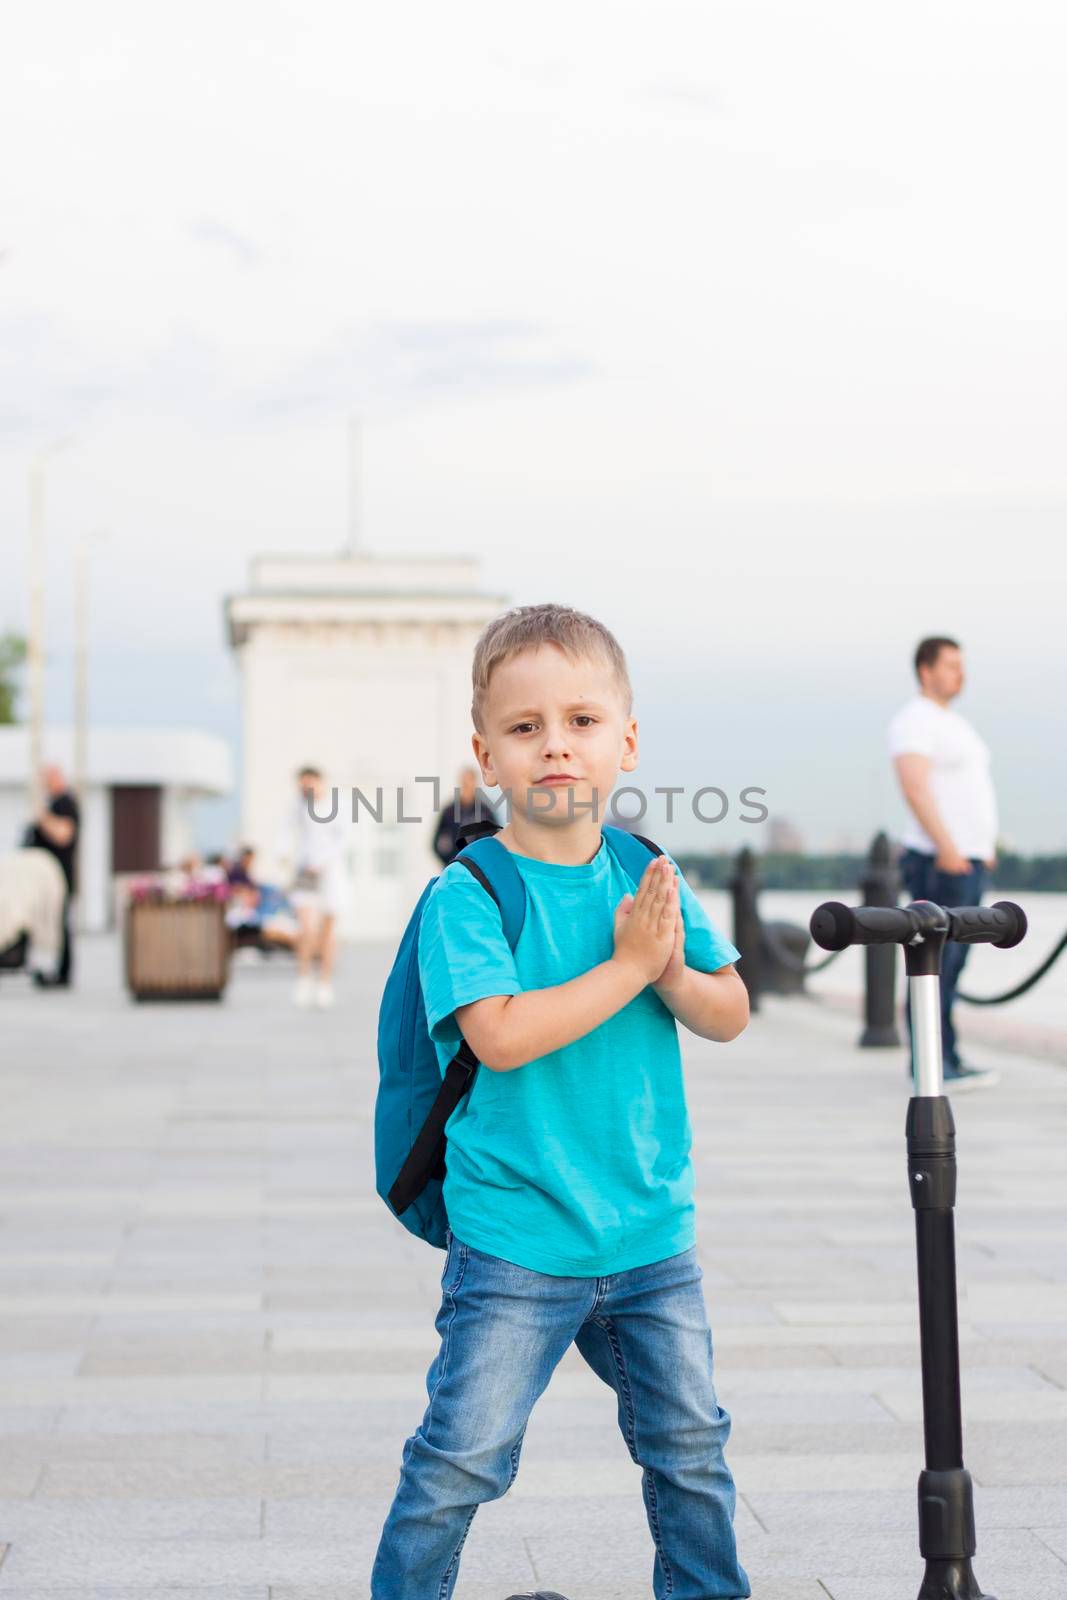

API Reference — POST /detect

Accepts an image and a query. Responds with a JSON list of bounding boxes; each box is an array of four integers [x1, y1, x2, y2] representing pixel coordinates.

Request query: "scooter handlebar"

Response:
[[948, 900, 1027, 948], [810, 899, 1026, 952]]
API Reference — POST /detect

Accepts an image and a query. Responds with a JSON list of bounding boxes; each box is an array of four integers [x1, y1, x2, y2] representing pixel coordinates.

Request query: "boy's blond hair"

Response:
[[471, 604, 633, 733]]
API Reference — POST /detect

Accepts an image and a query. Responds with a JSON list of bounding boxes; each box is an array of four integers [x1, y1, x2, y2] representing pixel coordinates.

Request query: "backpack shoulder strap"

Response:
[[453, 834, 526, 951], [385, 835, 526, 1226], [602, 824, 664, 881]]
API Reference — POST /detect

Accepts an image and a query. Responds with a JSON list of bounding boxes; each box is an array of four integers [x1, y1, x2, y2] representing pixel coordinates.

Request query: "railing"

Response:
[[957, 927, 1067, 1005], [728, 833, 1066, 1039]]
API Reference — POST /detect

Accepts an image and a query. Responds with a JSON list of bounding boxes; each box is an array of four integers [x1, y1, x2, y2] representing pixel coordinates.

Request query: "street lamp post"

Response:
[[26, 438, 72, 816], [73, 530, 107, 934], [27, 459, 46, 817], [74, 530, 106, 821]]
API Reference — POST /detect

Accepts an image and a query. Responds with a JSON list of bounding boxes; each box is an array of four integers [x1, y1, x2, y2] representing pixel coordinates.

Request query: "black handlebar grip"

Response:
[[810, 902, 924, 949], [809, 901, 855, 951], [947, 900, 1027, 948]]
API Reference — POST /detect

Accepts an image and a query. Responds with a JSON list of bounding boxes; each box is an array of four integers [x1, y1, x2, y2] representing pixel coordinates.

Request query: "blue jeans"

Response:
[[371, 1231, 750, 1600], [898, 848, 988, 1074]]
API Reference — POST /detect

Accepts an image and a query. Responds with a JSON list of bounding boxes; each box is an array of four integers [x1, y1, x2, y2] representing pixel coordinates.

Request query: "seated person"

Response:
[[226, 846, 257, 889]]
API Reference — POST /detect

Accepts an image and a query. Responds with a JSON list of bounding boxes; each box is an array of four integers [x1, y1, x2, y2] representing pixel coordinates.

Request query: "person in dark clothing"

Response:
[[226, 845, 257, 888], [431, 765, 497, 866], [27, 764, 79, 987]]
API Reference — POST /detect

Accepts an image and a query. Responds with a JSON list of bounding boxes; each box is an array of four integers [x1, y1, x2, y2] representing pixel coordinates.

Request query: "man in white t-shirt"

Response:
[[888, 636, 999, 1089]]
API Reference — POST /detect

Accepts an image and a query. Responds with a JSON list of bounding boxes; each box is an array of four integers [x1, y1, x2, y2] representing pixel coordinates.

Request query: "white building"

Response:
[[0, 726, 234, 933], [226, 551, 508, 940]]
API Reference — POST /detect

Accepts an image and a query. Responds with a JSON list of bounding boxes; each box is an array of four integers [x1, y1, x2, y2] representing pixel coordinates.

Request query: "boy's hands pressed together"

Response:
[[612, 856, 679, 986], [616, 855, 749, 1042], [652, 900, 687, 995]]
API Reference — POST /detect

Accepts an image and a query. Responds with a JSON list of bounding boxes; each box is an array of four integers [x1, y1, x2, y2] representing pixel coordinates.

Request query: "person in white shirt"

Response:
[[276, 766, 348, 1010], [888, 636, 999, 1090]]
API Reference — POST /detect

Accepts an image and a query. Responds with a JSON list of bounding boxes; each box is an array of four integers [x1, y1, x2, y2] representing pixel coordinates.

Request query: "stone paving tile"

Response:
[[0, 1496, 263, 1539], [714, 1392, 898, 1426], [717, 1362, 1055, 1398], [1028, 1351, 1067, 1387], [263, 1349, 436, 1376], [80, 1315, 272, 1337], [0, 1320, 95, 1353], [79, 1337, 268, 1377], [744, 1483, 1067, 1536], [260, 1434, 412, 1467], [827, 1335, 1063, 1368], [0, 1270, 111, 1295], [102, 1272, 266, 1294], [0, 1465, 41, 1498], [877, 1386, 1067, 1424], [3, 1432, 268, 1467], [0, 1535, 534, 1587], [2, 1378, 265, 1407], [0, 1412, 61, 1435], [0, 1295, 262, 1318], [770, 1299, 928, 1326], [977, 1320, 1067, 1340], [718, 1320, 923, 1348], [260, 1499, 405, 1541], [718, 1343, 847, 1370], [732, 1451, 917, 1492], [55, 1406, 275, 1436], [270, 1591, 367, 1600], [38, 1463, 384, 1500], [120, 1227, 267, 1248], [1034, 1525, 1067, 1562], [0, 1354, 81, 1380], [0, 1590, 267, 1599], [968, 1428, 1067, 1486], [821, 1529, 1067, 1600]]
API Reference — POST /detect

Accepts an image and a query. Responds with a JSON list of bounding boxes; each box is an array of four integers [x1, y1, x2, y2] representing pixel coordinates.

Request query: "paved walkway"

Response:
[[0, 937, 1065, 1600]]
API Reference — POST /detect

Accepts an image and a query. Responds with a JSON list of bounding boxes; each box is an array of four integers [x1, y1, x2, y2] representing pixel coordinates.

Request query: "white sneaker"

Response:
[[294, 975, 315, 1009], [316, 980, 335, 1010], [944, 1063, 999, 1093]]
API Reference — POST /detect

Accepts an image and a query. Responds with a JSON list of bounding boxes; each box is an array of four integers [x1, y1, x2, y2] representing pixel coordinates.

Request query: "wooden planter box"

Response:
[[125, 899, 230, 1001]]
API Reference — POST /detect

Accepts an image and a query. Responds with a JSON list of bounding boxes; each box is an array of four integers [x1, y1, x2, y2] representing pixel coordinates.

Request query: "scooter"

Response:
[[811, 895, 1027, 1600]]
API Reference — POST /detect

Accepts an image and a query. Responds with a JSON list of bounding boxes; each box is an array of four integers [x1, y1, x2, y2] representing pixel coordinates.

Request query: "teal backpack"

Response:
[[374, 822, 663, 1248]]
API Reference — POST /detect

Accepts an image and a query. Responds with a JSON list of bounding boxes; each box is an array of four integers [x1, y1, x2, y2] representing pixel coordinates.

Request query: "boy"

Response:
[[371, 605, 751, 1600]]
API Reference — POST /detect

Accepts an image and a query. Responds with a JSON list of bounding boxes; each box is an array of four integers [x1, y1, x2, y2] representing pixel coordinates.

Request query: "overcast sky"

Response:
[[3, 1, 1065, 853]]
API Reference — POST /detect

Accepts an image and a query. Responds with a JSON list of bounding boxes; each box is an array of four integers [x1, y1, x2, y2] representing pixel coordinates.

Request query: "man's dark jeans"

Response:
[[898, 848, 987, 1074]]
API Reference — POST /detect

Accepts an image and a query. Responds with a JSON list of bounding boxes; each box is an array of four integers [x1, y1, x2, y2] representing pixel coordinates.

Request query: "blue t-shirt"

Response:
[[417, 834, 740, 1277]]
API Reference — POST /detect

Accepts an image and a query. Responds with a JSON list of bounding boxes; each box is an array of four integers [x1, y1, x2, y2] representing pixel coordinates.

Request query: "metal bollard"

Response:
[[730, 847, 763, 1014], [860, 832, 901, 1048]]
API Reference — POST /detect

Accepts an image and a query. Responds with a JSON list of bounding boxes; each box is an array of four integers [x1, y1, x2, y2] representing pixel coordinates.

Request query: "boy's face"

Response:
[[472, 644, 638, 828]]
